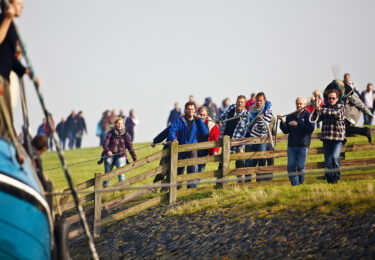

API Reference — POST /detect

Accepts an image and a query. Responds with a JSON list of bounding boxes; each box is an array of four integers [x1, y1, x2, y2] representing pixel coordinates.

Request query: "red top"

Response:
[[245, 99, 256, 111], [205, 120, 220, 155]]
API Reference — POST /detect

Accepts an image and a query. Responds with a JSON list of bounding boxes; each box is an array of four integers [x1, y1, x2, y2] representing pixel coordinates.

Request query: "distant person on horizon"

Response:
[[75, 111, 87, 148], [245, 93, 256, 111], [278, 97, 314, 186], [202, 97, 217, 121], [97, 110, 110, 146], [188, 95, 200, 111], [56, 117, 67, 149], [66, 110, 79, 149], [125, 109, 139, 142], [343, 73, 360, 96], [361, 83, 374, 126], [218, 97, 230, 116], [169, 101, 208, 188], [118, 109, 126, 121], [167, 102, 181, 126], [102, 117, 136, 187], [37, 116, 54, 150]]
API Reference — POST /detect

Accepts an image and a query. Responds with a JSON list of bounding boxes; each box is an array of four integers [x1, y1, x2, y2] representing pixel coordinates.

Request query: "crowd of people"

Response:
[[96, 109, 139, 146], [150, 73, 374, 188], [38, 110, 87, 150], [97, 73, 374, 189]]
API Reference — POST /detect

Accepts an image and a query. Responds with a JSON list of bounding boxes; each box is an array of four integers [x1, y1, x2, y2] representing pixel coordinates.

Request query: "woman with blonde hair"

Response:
[[102, 117, 136, 187]]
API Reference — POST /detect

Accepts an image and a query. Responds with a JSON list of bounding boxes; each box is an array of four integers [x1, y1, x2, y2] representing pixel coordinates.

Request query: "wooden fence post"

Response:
[[169, 142, 178, 205], [93, 172, 103, 237], [217, 135, 230, 189]]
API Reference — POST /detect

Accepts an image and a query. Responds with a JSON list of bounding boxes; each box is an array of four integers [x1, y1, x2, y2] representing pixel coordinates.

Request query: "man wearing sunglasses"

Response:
[[315, 86, 346, 184]]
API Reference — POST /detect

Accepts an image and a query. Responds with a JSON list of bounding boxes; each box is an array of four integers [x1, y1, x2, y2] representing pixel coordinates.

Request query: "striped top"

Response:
[[246, 101, 273, 137]]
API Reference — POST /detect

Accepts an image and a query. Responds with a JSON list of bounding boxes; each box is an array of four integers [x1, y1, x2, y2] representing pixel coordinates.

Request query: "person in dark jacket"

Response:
[[167, 102, 181, 126], [169, 102, 208, 188], [102, 117, 137, 187], [75, 111, 87, 148], [65, 110, 79, 149], [278, 97, 315, 186], [151, 126, 172, 186], [125, 109, 138, 142], [56, 117, 67, 150]]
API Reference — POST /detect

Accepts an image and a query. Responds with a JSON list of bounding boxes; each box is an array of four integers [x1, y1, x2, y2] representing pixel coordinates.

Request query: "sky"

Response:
[[11, 0, 375, 148]]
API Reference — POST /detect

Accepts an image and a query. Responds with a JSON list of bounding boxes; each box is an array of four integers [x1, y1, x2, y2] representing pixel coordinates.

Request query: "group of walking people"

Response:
[[55, 110, 87, 150], [99, 75, 373, 189]]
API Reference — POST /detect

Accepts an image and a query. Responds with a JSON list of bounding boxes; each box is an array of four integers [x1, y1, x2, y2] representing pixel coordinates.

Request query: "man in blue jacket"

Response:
[[169, 101, 208, 188], [278, 97, 315, 186]]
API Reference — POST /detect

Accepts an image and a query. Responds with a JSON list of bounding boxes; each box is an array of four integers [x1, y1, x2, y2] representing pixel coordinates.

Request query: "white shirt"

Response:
[[363, 91, 373, 109]]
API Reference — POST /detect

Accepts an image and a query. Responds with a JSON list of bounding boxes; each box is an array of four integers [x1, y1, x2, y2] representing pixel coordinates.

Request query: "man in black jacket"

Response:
[[278, 97, 315, 186]]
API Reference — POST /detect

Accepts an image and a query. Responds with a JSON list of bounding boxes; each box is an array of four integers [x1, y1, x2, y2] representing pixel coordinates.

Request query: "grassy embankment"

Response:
[[43, 129, 375, 216]]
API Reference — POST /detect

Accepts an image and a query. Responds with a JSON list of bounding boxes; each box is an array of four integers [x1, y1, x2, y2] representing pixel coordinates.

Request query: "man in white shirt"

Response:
[[361, 83, 374, 125]]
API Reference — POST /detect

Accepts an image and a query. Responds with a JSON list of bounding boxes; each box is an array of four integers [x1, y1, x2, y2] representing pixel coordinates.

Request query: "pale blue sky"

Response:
[[12, 0, 375, 147]]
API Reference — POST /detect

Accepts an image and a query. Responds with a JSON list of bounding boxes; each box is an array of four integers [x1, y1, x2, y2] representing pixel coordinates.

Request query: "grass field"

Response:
[[42, 129, 375, 215]]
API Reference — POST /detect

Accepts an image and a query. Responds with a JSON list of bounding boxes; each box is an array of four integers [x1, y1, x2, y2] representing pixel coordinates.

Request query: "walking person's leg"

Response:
[[323, 141, 334, 183], [255, 143, 267, 182], [330, 141, 344, 183], [187, 150, 199, 188], [296, 147, 308, 185], [287, 146, 299, 186], [103, 156, 114, 187], [116, 156, 127, 182]]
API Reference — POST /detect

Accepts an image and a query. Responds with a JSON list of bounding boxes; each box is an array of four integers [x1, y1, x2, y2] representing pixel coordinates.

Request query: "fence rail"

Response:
[[58, 129, 375, 238]]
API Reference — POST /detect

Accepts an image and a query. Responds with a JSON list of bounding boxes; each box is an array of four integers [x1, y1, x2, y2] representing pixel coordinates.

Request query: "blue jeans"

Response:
[[59, 137, 66, 150], [245, 143, 267, 182], [287, 146, 308, 186], [68, 131, 76, 149], [103, 155, 126, 187], [363, 112, 373, 125], [323, 140, 344, 183]]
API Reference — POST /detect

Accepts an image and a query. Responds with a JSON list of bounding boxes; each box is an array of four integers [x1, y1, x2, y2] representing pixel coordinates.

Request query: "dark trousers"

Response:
[[178, 150, 198, 188], [345, 119, 369, 136], [244, 143, 267, 182]]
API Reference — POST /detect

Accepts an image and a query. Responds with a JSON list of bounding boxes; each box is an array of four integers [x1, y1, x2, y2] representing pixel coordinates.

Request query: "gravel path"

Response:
[[70, 206, 375, 259]]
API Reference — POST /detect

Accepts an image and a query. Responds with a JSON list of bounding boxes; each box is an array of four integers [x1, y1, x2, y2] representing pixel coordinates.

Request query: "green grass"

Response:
[[43, 143, 163, 191], [42, 128, 375, 215], [167, 179, 375, 216]]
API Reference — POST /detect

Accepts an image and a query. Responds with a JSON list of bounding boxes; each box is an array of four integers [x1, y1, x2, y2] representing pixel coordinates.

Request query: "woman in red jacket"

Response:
[[197, 106, 220, 173]]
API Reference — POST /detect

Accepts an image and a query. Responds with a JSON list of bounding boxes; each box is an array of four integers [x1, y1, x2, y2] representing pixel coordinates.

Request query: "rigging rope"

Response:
[[45, 163, 375, 196], [2, 1, 99, 258], [44, 142, 167, 172]]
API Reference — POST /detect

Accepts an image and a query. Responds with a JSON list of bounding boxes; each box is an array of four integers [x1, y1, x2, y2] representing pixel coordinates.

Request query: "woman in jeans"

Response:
[[316, 85, 346, 184], [102, 117, 136, 187]]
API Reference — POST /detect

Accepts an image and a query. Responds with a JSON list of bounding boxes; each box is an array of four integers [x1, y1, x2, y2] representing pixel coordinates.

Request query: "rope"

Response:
[[2, 1, 99, 258], [45, 163, 375, 196], [44, 142, 167, 172]]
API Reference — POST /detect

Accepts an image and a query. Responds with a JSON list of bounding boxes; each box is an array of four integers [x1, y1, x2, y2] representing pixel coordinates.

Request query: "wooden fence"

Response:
[[59, 129, 375, 238]]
